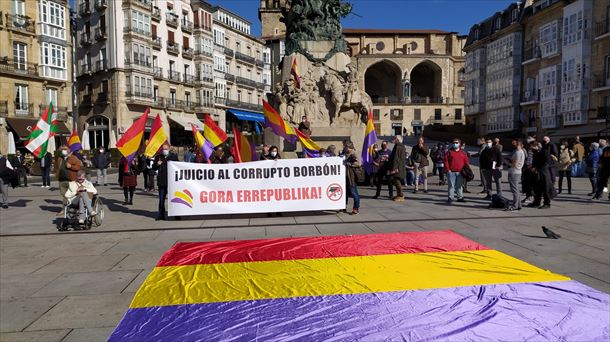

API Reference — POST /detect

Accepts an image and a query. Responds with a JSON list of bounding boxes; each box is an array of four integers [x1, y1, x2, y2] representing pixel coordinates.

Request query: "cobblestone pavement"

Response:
[[1, 171, 608, 341]]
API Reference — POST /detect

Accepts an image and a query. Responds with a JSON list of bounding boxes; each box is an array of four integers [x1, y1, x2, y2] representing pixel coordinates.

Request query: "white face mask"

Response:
[[270, 151, 278, 157], [61, 150, 68, 156], [162, 149, 170, 156], [486, 143, 492, 148], [100, 149, 105, 153]]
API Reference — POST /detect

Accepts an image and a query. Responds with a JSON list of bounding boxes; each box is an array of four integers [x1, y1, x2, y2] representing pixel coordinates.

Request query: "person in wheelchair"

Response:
[[64, 170, 98, 224]]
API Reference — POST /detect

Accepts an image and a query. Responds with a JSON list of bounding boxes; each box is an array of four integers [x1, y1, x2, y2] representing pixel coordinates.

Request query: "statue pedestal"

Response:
[[281, 41, 351, 84], [266, 127, 365, 159]]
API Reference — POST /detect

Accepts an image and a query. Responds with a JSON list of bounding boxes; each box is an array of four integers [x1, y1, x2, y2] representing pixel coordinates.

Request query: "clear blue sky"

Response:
[[214, 0, 516, 36]]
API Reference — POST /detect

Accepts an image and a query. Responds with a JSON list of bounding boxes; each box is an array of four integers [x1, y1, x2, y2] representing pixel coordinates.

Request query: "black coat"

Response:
[[39, 152, 53, 169], [92, 153, 111, 169], [0, 157, 18, 187], [389, 143, 407, 179], [411, 144, 429, 166], [479, 147, 502, 170], [154, 153, 179, 188], [532, 148, 556, 199]]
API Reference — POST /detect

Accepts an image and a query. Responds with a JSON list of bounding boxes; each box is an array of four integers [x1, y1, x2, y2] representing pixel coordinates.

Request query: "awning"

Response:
[[6, 117, 71, 140], [547, 122, 607, 138], [227, 109, 265, 123], [168, 114, 205, 131]]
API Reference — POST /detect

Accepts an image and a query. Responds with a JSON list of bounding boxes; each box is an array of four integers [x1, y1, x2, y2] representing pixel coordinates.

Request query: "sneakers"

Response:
[[526, 203, 540, 208], [78, 219, 85, 224], [522, 197, 531, 204], [504, 206, 521, 211], [56, 210, 65, 216], [89, 211, 97, 217], [457, 198, 466, 203], [350, 209, 359, 215], [392, 196, 405, 202], [539, 204, 551, 209], [1, 204, 8, 209]]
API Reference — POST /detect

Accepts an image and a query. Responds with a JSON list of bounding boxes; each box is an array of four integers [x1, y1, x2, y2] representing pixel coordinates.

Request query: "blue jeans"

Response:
[[347, 185, 360, 210], [447, 171, 464, 200]]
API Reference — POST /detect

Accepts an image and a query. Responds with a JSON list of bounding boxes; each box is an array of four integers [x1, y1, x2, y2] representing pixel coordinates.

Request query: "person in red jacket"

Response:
[[444, 138, 469, 203]]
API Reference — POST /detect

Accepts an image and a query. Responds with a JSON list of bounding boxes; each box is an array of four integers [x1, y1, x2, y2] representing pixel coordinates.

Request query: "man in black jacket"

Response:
[[479, 139, 503, 199], [39, 152, 53, 188], [92, 147, 111, 186], [10, 150, 27, 187], [0, 152, 16, 208], [388, 135, 406, 201], [154, 144, 179, 221], [528, 141, 554, 209]]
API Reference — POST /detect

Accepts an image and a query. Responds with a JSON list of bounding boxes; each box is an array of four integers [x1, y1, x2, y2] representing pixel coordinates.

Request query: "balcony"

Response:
[[215, 97, 227, 106], [0, 60, 40, 77], [224, 73, 235, 83], [166, 13, 179, 28], [194, 49, 213, 58], [96, 92, 110, 104], [15, 102, 33, 116], [125, 90, 153, 105], [39, 105, 68, 118], [167, 41, 180, 55], [197, 74, 213, 84], [81, 95, 93, 107], [255, 60, 265, 69], [183, 74, 196, 84], [80, 32, 93, 46], [123, 26, 150, 38], [95, 0, 107, 11], [226, 98, 263, 112], [593, 74, 610, 91], [182, 47, 194, 59], [168, 70, 181, 82], [224, 47, 234, 58], [95, 27, 107, 40], [166, 99, 180, 110], [183, 101, 195, 112], [152, 36, 162, 49], [80, 63, 92, 75], [595, 18, 610, 39], [123, 0, 152, 12], [0, 101, 8, 117], [256, 82, 267, 90], [79, 2, 91, 16], [522, 46, 541, 64], [371, 96, 449, 105], [125, 57, 151, 68], [6, 15, 36, 35], [521, 90, 540, 104], [153, 66, 163, 79], [94, 60, 107, 72], [181, 19, 193, 33], [151, 7, 161, 21], [235, 52, 256, 65], [236, 76, 257, 88]]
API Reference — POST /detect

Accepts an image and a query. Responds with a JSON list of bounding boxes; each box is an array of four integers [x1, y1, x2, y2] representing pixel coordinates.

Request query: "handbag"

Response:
[[461, 164, 475, 182]]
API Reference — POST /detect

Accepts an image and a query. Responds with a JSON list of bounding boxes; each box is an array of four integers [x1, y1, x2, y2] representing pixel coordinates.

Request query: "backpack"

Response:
[[489, 194, 509, 209]]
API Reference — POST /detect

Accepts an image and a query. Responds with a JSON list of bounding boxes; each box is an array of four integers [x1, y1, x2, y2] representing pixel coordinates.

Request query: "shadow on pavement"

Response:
[[104, 198, 157, 219], [44, 199, 63, 205], [7, 199, 31, 207], [40, 205, 61, 213]]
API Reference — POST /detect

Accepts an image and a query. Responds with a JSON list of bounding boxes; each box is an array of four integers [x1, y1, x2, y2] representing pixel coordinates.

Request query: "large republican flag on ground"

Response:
[[117, 108, 149, 162], [109, 230, 609, 341], [25, 102, 59, 158]]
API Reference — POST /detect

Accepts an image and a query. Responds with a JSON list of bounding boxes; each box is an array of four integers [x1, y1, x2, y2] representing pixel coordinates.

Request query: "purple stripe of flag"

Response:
[[108, 280, 609, 342], [361, 130, 378, 174], [202, 140, 215, 160]]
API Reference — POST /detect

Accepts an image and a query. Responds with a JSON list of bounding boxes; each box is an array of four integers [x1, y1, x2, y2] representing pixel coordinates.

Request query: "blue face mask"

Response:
[[453, 143, 460, 149]]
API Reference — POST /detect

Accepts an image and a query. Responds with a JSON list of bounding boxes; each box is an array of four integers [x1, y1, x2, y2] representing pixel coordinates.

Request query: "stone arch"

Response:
[[364, 59, 402, 102], [410, 60, 442, 102]]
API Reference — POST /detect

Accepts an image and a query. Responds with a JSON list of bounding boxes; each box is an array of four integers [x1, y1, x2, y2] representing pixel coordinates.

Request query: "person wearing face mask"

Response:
[[9, 150, 27, 187], [344, 142, 362, 214], [64, 170, 97, 224], [92, 147, 111, 186], [557, 140, 574, 195], [266, 146, 281, 161], [542, 136, 559, 183], [210, 146, 230, 164], [444, 139, 469, 203], [373, 141, 393, 199], [154, 144, 179, 221], [38, 151, 53, 188], [521, 137, 536, 203], [527, 141, 554, 209], [56, 146, 82, 216], [118, 155, 138, 205], [585, 142, 601, 196], [388, 136, 406, 202], [479, 138, 502, 200], [506, 139, 525, 211]]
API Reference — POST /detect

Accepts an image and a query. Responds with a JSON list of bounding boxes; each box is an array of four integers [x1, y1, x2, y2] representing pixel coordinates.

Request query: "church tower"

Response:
[[258, 0, 287, 38]]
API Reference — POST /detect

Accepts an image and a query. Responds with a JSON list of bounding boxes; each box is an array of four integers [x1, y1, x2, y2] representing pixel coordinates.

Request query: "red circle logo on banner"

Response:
[[326, 184, 343, 202]]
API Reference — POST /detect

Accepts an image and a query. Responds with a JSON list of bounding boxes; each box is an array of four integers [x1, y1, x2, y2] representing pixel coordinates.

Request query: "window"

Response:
[[511, 8, 519, 22], [131, 42, 151, 66], [12, 0, 25, 16], [15, 84, 29, 114], [215, 81, 226, 98], [414, 109, 421, 121], [455, 108, 462, 120], [213, 28, 225, 46], [40, 42, 67, 80], [539, 21, 558, 57], [237, 90, 242, 102], [13, 42, 27, 70], [40, 0, 66, 39], [434, 109, 442, 120], [170, 89, 176, 104], [45, 88, 57, 105], [563, 11, 584, 46], [153, 86, 158, 101], [132, 75, 152, 97], [605, 56, 610, 85], [87, 116, 109, 149], [131, 10, 150, 34], [185, 92, 191, 105], [487, 108, 514, 132], [495, 17, 502, 30]]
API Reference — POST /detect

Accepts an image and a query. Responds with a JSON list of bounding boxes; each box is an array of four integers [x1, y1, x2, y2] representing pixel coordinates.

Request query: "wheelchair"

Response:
[[57, 195, 105, 231]]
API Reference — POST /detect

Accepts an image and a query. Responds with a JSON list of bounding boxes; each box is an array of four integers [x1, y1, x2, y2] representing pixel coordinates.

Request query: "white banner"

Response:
[[167, 158, 346, 216]]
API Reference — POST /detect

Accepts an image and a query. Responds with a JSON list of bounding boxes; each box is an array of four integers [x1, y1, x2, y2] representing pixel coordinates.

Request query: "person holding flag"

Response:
[[55, 145, 82, 215], [143, 114, 168, 191], [154, 143, 179, 221], [25, 102, 59, 160]]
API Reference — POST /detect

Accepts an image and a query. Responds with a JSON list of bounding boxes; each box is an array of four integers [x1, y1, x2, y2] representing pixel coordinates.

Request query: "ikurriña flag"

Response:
[[361, 111, 378, 174], [263, 100, 297, 144], [232, 127, 258, 163], [144, 114, 168, 158], [191, 124, 214, 161], [296, 128, 321, 158], [25, 102, 59, 158], [67, 129, 82, 153], [108, 230, 610, 341], [117, 108, 149, 162]]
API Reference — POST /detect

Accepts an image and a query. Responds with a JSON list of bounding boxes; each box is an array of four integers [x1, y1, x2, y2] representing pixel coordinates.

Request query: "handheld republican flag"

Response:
[[232, 127, 258, 163], [263, 100, 297, 144], [203, 114, 228, 148], [68, 129, 83, 153], [144, 114, 168, 157], [296, 128, 321, 158], [361, 111, 378, 174], [191, 124, 215, 160], [25, 102, 59, 158], [291, 58, 301, 89], [117, 108, 149, 162]]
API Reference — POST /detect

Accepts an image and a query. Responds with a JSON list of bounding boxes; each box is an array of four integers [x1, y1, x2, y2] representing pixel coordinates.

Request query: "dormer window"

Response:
[[512, 8, 519, 22], [495, 17, 502, 30], [474, 28, 480, 40]]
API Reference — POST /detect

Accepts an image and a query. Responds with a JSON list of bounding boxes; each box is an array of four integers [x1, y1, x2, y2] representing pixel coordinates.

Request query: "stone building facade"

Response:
[[591, 0, 610, 133], [0, 0, 73, 153], [259, 1, 466, 137], [75, 0, 271, 149]]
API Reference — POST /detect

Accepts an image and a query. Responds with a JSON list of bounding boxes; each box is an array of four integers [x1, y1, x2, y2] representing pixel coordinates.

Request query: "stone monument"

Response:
[[266, 0, 372, 154]]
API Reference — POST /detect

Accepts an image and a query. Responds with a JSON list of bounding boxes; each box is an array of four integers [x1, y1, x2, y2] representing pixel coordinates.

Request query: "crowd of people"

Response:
[[0, 133, 608, 220]]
